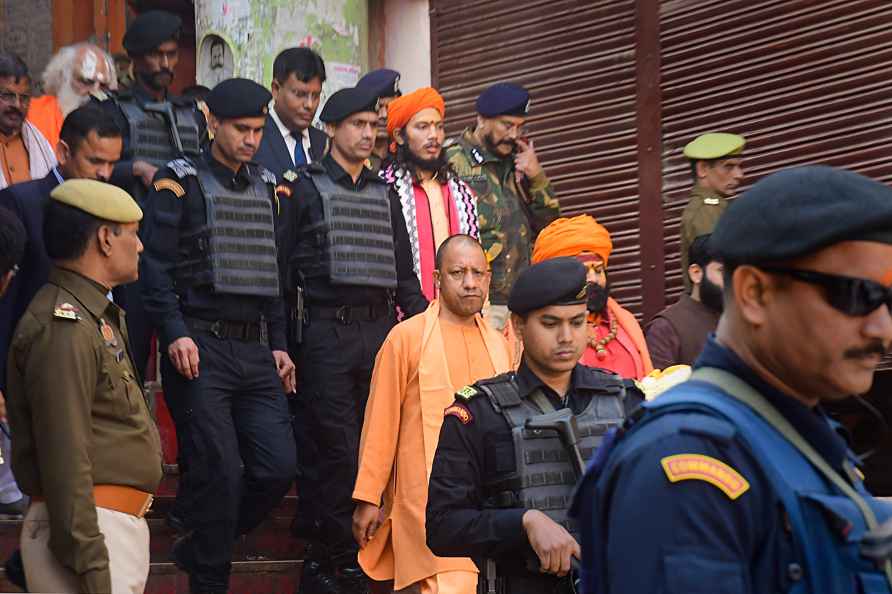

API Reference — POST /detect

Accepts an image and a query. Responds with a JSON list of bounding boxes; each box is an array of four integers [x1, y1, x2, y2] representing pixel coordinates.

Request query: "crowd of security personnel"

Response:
[[0, 6, 890, 594]]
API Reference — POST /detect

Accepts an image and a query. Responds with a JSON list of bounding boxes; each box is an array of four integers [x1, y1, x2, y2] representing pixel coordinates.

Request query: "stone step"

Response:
[[0, 559, 305, 594]]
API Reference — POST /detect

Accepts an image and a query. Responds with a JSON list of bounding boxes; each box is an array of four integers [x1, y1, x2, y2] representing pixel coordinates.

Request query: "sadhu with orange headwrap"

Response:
[[532, 214, 653, 379], [379, 87, 479, 301]]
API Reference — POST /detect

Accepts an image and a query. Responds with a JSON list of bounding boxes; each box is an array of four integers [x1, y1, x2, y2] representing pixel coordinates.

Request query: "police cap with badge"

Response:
[[476, 82, 531, 118], [508, 256, 587, 315], [205, 78, 271, 119], [319, 85, 380, 123], [356, 69, 401, 99], [122, 10, 182, 55]]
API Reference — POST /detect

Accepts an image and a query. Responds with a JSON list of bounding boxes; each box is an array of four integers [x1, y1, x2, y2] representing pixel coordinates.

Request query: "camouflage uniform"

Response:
[[445, 128, 560, 305], [679, 184, 728, 292]]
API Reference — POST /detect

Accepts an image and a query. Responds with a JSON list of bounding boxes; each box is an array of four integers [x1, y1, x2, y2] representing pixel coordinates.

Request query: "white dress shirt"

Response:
[[269, 105, 312, 164]]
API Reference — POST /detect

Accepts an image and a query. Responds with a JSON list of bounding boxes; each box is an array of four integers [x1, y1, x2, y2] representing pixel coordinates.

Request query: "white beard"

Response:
[[57, 84, 88, 117]]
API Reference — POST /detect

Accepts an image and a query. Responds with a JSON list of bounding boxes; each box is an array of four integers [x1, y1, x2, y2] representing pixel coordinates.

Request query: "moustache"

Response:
[[843, 342, 889, 360], [153, 68, 174, 80], [3, 107, 22, 118], [424, 142, 442, 150]]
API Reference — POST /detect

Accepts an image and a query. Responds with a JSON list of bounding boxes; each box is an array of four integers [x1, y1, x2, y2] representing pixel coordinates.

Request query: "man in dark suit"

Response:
[[255, 47, 329, 178], [0, 104, 123, 401]]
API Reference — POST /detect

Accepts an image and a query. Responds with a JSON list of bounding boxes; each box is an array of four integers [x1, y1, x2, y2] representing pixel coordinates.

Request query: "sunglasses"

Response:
[[760, 266, 892, 317]]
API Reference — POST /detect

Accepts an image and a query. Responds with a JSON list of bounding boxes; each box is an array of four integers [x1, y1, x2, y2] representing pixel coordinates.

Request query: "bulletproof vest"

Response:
[[175, 162, 280, 297], [291, 171, 398, 289], [479, 375, 627, 539], [118, 98, 201, 167]]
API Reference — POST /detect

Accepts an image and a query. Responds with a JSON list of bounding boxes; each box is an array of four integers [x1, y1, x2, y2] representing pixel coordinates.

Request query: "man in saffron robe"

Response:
[[532, 215, 653, 379], [352, 235, 512, 593], [381, 88, 479, 301]]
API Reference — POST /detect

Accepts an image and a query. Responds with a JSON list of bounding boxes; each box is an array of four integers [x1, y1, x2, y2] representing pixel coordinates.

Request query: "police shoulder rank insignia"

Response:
[[259, 167, 277, 186], [456, 385, 479, 401], [445, 404, 473, 425], [283, 170, 298, 183], [98, 318, 117, 347], [661, 454, 750, 500], [704, 197, 720, 205], [154, 178, 186, 198], [167, 158, 197, 179], [470, 147, 485, 165], [53, 302, 80, 321]]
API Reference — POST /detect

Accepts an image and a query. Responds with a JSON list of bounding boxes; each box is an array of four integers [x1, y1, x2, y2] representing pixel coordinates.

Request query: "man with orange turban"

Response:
[[380, 87, 480, 300], [532, 215, 653, 379]]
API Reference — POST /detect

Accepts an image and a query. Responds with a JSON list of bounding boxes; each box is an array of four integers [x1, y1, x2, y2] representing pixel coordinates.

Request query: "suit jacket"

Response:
[[255, 114, 329, 179], [0, 172, 60, 390], [0, 172, 131, 390]]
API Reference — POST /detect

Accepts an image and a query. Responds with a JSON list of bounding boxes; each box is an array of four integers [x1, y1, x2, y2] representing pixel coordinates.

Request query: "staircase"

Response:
[[0, 382, 308, 593], [0, 470, 306, 593]]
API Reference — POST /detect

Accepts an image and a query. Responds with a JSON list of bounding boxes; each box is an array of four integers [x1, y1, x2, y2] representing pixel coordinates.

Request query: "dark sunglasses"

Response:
[[760, 266, 892, 317]]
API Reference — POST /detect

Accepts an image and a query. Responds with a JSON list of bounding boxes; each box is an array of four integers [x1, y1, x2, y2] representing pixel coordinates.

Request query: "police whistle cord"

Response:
[[693, 367, 892, 590]]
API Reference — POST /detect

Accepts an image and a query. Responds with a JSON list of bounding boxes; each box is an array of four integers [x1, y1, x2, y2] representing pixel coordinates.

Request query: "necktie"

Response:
[[293, 136, 307, 165]]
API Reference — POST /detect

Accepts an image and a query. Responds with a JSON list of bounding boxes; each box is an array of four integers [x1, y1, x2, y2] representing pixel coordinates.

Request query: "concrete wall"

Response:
[[194, 0, 369, 98], [380, 0, 430, 92]]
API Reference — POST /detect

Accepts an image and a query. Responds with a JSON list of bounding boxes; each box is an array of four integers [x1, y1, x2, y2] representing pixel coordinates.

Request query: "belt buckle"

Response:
[[138, 494, 154, 519], [209, 320, 225, 339], [335, 306, 351, 325]]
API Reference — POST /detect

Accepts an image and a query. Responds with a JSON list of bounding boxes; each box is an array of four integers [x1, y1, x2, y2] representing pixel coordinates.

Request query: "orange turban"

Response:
[[386, 87, 446, 151], [532, 214, 613, 265]]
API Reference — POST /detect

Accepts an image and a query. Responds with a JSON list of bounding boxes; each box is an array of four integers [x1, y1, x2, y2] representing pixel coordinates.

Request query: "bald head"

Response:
[[435, 234, 486, 270]]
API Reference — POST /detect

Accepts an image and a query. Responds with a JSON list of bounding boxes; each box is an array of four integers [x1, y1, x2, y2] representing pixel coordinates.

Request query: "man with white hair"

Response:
[[28, 43, 117, 148]]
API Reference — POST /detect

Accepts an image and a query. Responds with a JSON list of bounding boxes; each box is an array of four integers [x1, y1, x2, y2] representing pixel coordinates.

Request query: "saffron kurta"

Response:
[[353, 301, 513, 589]]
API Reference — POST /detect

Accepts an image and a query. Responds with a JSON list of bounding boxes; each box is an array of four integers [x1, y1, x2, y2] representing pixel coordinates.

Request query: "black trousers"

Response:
[[162, 332, 296, 591], [294, 314, 393, 563]]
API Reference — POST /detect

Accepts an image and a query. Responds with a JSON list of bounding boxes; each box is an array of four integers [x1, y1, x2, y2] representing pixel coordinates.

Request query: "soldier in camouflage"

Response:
[[445, 82, 560, 330]]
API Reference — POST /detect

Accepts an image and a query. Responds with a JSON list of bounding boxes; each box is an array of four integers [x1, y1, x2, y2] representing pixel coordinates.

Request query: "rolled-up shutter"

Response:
[[431, 0, 644, 312]]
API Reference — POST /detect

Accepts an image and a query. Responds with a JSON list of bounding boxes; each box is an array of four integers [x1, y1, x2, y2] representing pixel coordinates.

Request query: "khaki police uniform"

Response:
[[7, 180, 162, 594]]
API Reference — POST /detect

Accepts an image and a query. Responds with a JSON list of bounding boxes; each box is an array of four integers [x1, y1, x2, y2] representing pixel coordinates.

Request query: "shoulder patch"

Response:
[[470, 147, 485, 165], [53, 302, 80, 321], [444, 403, 473, 425], [283, 169, 298, 183], [661, 454, 750, 500], [275, 184, 292, 199], [456, 385, 480, 401], [167, 158, 197, 179], [154, 178, 186, 198]]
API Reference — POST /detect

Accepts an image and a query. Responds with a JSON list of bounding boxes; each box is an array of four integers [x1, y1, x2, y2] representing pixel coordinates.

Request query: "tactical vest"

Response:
[[479, 375, 627, 539], [175, 161, 280, 297], [291, 171, 398, 289], [118, 98, 201, 167], [574, 373, 892, 594]]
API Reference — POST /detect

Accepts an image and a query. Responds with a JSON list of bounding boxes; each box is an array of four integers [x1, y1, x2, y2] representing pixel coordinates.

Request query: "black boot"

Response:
[[336, 565, 370, 594], [298, 542, 340, 594]]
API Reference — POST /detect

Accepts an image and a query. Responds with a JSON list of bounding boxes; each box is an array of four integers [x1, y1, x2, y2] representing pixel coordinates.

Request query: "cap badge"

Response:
[[393, 75, 401, 94]]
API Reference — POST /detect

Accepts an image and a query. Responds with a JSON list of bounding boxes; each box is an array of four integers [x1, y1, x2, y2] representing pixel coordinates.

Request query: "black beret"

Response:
[[123, 10, 182, 55], [476, 82, 530, 118], [319, 86, 379, 123], [356, 69, 401, 98], [712, 165, 892, 266], [205, 78, 271, 119], [508, 257, 588, 315]]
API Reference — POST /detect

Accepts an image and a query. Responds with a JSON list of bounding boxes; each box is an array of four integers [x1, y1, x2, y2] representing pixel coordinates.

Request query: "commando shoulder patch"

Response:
[[661, 453, 750, 500], [154, 178, 186, 198], [444, 403, 473, 425]]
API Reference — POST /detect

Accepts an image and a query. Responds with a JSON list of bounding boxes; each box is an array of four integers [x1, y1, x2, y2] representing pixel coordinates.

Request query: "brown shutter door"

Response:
[[432, 0, 645, 312], [660, 0, 892, 305]]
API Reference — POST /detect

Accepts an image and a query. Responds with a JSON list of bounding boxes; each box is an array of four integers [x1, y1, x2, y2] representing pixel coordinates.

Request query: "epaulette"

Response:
[[455, 384, 481, 402], [166, 158, 197, 180], [52, 300, 81, 322], [255, 165, 277, 186], [475, 372, 522, 411], [305, 162, 326, 175]]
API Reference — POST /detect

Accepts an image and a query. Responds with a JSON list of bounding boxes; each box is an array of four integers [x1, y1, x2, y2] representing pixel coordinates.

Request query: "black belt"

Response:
[[308, 303, 391, 325], [184, 317, 268, 344]]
